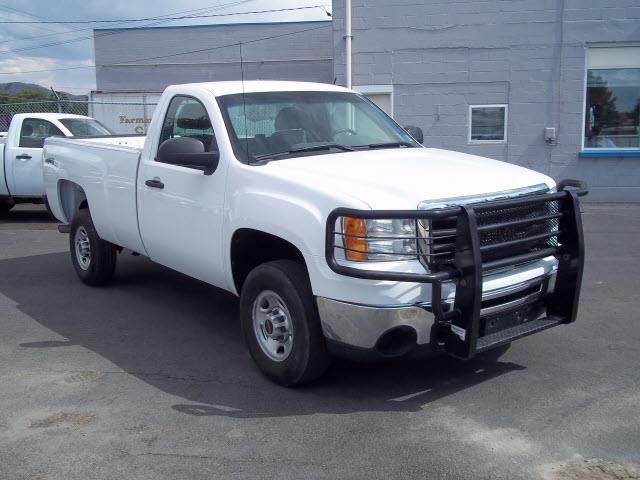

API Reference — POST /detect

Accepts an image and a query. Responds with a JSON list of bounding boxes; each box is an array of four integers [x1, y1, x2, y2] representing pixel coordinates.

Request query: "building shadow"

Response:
[[1, 251, 524, 419]]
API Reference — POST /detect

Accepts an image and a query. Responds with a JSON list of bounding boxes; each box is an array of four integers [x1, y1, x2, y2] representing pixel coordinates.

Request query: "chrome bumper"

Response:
[[317, 298, 435, 350], [317, 272, 556, 354]]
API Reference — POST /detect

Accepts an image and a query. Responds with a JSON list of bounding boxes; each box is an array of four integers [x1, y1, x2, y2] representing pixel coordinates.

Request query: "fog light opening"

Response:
[[375, 326, 418, 357]]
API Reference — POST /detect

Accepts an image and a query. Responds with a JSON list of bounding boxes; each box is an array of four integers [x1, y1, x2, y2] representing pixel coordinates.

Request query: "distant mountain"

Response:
[[0, 82, 87, 100], [0, 82, 50, 95]]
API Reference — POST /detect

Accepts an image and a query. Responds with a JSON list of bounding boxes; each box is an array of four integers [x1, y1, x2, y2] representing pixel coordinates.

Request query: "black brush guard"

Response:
[[325, 180, 587, 359]]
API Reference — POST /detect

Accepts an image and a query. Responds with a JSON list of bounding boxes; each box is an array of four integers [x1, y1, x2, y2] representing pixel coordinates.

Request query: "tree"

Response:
[[585, 70, 618, 137]]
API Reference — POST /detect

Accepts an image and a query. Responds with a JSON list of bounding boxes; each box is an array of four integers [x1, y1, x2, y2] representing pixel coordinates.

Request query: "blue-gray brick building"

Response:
[[332, 0, 640, 201], [93, 5, 640, 201], [93, 21, 334, 92], [91, 20, 333, 134]]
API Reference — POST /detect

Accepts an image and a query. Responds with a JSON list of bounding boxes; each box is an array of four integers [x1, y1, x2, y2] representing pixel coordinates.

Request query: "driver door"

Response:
[[138, 94, 227, 288], [6, 118, 64, 197]]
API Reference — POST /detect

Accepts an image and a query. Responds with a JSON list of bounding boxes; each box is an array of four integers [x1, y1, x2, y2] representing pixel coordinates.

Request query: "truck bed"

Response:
[[66, 135, 146, 149], [43, 135, 147, 254]]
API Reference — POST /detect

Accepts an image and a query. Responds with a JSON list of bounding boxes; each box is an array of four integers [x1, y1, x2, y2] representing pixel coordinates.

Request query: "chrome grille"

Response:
[[426, 197, 561, 271]]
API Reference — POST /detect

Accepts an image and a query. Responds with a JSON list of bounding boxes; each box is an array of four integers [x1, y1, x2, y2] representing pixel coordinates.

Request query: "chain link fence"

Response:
[[0, 99, 159, 135], [1, 101, 87, 131]]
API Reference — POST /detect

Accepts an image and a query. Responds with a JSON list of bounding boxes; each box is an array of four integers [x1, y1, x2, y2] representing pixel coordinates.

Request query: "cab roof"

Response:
[[11, 113, 90, 121], [165, 80, 351, 97]]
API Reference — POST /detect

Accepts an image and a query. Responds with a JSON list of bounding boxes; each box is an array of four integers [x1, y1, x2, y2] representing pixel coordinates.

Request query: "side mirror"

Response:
[[157, 137, 219, 175], [404, 125, 424, 144]]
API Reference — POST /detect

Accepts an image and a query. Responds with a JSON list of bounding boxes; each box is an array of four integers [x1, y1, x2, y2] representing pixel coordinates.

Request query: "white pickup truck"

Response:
[[43, 81, 587, 386], [0, 113, 112, 212]]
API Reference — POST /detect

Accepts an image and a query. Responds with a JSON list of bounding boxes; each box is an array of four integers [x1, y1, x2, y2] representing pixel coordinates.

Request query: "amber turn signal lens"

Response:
[[343, 216, 368, 261]]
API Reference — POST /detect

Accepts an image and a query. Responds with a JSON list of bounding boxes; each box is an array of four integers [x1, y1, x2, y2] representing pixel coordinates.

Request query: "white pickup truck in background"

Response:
[[0, 113, 112, 213], [43, 81, 587, 386]]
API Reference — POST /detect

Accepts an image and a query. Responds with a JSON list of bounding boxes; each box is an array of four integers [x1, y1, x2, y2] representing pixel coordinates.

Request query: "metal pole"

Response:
[[345, 0, 352, 89], [50, 87, 62, 113]]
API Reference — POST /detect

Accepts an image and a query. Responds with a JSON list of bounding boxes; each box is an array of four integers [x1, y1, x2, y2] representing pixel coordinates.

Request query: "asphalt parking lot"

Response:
[[0, 203, 639, 480]]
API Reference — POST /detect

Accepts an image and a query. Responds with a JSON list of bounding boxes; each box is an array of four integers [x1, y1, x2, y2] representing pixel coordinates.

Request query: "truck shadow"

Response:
[[0, 207, 54, 224], [1, 252, 525, 418]]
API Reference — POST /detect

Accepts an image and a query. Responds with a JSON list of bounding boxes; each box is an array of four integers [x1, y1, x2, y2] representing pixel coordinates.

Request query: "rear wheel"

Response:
[[240, 260, 330, 386], [70, 208, 117, 286]]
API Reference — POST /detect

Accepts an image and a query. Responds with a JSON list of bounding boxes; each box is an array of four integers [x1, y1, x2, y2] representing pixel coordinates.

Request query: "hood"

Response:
[[262, 147, 554, 210]]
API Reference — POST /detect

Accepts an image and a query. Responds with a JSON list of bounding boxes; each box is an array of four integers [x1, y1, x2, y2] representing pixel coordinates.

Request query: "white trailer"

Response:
[[88, 92, 161, 135]]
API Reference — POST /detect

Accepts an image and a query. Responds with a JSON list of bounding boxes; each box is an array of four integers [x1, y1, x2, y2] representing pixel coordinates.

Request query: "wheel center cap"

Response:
[[264, 319, 274, 335]]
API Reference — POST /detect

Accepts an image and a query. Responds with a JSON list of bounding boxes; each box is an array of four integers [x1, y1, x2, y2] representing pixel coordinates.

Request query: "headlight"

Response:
[[342, 217, 424, 261]]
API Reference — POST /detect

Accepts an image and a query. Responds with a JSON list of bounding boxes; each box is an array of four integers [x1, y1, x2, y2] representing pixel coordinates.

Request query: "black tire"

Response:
[[69, 208, 117, 286], [0, 198, 14, 213], [240, 260, 330, 386]]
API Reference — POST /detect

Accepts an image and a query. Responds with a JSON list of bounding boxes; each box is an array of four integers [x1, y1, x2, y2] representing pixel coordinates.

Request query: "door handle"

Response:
[[16, 154, 32, 160], [145, 179, 164, 189]]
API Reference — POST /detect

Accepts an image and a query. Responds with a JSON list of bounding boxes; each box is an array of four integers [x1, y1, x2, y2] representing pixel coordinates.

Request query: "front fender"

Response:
[[223, 165, 371, 292]]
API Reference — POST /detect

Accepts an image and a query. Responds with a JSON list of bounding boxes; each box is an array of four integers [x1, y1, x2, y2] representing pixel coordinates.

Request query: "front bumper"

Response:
[[317, 297, 435, 354], [322, 180, 587, 359], [317, 271, 556, 359]]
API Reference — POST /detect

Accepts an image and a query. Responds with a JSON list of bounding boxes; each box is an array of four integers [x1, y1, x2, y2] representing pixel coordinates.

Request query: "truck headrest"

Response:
[[176, 103, 211, 130], [275, 107, 307, 131]]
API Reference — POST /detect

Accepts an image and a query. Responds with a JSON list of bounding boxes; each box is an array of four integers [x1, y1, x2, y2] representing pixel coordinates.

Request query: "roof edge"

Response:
[[93, 19, 332, 33]]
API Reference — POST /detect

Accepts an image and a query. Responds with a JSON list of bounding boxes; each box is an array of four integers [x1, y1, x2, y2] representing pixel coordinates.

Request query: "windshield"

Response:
[[217, 91, 420, 163], [59, 118, 113, 136]]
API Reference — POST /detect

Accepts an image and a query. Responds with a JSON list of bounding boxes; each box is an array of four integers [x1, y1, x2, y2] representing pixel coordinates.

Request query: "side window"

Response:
[[468, 105, 508, 143], [158, 96, 216, 157], [19, 118, 64, 148]]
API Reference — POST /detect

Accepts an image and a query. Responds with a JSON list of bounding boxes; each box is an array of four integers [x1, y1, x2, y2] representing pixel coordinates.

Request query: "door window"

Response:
[[158, 96, 216, 157], [19, 118, 64, 148]]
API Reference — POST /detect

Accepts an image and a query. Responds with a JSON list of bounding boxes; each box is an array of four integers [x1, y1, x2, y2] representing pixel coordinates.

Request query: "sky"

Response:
[[0, 0, 332, 93]]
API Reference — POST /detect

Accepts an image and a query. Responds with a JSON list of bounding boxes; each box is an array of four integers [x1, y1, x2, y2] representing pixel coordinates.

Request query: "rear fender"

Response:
[[56, 179, 87, 224]]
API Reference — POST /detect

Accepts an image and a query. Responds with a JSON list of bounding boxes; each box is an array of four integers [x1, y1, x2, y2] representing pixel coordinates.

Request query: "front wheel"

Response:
[[69, 208, 117, 286], [240, 260, 330, 386]]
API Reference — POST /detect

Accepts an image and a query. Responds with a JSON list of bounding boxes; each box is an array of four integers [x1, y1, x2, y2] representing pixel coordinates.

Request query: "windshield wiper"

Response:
[[355, 141, 415, 150], [252, 143, 355, 162]]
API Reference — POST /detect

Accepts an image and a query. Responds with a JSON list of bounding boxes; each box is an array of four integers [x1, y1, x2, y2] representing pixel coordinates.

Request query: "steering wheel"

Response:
[[333, 128, 357, 137]]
